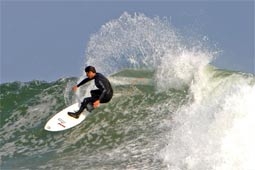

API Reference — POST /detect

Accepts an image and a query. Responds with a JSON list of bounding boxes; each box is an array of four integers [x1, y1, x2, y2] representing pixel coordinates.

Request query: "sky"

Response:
[[1, 0, 254, 83]]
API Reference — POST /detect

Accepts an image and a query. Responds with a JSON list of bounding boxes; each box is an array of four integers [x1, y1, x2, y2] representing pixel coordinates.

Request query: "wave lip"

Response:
[[159, 67, 255, 170]]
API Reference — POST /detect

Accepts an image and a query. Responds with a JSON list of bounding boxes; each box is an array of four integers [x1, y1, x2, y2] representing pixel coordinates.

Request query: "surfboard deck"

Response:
[[44, 103, 86, 132]]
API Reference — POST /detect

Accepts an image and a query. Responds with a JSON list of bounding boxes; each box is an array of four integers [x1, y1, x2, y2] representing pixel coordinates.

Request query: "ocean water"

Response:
[[1, 12, 254, 170]]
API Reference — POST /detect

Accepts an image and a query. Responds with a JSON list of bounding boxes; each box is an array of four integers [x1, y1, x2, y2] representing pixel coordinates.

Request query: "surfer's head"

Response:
[[85, 66, 96, 79], [85, 66, 96, 73]]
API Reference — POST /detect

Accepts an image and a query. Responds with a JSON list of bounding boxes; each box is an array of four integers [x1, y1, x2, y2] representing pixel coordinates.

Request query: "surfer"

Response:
[[68, 66, 113, 119]]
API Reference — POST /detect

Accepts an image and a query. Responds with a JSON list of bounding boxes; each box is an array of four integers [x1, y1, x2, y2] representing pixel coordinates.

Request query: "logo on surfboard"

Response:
[[57, 118, 66, 128]]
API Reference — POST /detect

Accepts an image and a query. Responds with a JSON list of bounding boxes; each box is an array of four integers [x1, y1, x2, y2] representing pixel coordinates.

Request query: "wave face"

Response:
[[1, 12, 254, 170]]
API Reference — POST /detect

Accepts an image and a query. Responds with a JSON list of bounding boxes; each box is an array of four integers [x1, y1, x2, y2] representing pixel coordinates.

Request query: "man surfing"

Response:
[[68, 66, 113, 119]]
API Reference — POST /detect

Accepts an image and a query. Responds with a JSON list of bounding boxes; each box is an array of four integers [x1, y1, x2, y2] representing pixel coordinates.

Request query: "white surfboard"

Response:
[[44, 103, 87, 132]]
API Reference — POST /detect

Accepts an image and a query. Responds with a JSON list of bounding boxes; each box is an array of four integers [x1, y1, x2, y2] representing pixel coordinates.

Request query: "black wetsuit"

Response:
[[76, 73, 113, 112]]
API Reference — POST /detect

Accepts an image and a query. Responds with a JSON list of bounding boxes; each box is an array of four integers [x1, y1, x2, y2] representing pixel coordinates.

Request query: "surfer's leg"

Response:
[[90, 90, 101, 98], [78, 97, 93, 113], [86, 102, 94, 112], [68, 93, 100, 118], [86, 90, 102, 112], [68, 97, 91, 118]]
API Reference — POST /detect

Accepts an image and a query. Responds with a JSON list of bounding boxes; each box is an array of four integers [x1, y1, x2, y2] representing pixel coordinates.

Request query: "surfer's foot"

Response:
[[67, 112, 80, 119]]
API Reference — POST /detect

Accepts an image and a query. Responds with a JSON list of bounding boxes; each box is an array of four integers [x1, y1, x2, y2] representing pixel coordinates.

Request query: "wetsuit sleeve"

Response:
[[77, 78, 91, 87]]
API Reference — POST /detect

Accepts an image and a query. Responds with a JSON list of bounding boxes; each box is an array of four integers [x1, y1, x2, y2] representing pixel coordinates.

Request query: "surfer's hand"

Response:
[[72, 86, 78, 92], [93, 100, 100, 108]]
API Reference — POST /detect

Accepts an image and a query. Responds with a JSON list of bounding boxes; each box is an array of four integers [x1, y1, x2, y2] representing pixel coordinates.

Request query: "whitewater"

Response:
[[1, 12, 254, 170]]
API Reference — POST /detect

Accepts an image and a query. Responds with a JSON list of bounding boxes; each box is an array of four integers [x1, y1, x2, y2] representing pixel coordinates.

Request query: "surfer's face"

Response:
[[86, 71, 95, 79]]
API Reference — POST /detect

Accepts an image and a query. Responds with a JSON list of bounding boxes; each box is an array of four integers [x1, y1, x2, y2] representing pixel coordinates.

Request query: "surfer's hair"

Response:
[[85, 66, 96, 73]]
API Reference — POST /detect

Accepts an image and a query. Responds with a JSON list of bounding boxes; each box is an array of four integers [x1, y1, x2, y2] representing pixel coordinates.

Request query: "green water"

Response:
[[0, 70, 188, 169]]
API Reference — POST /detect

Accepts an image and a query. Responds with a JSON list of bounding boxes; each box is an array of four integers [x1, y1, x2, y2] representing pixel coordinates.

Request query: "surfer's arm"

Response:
[[72, 78, 91, 92], [98, 80, 108, 101], [77, 78, 90, 87]]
